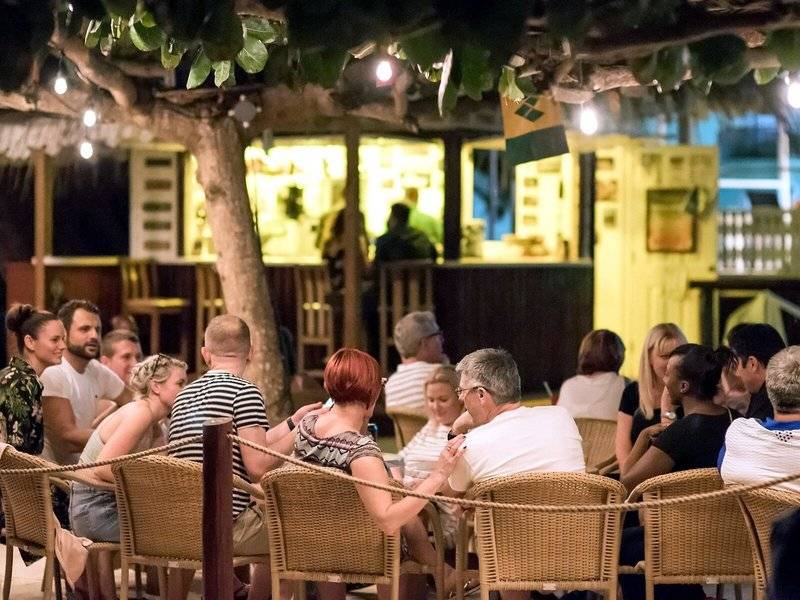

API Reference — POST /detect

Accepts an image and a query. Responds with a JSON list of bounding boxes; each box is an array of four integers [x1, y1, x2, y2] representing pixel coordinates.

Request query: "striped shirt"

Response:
[[385, 361, 442, 412], [168, 369, 269, 517]]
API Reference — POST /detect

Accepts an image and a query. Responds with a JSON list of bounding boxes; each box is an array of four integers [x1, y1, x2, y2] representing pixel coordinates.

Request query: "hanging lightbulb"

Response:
[[53, 74, 68, 95], [375, 59, 393, 84], [79, 140, 94, 159], [83, 108, 97, 127], [788, 79, 800, 109], [579, 104, 599, 135]]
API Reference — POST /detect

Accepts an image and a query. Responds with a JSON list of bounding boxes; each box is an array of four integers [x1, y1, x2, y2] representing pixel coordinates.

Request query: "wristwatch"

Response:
[[664, 410, 677, 422]]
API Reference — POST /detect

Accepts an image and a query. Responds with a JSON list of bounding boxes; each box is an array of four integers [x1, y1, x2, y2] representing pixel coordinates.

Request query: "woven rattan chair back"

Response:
[[632, 468, 754, 596], [261, 464, 401, 592], [0, 448, 55, 549], [113, 455, 204, 562], [467, 471, 625, 600], [738, 488, 800, 599], [387, 407, 428, 450], [574, 418, 616, 472]]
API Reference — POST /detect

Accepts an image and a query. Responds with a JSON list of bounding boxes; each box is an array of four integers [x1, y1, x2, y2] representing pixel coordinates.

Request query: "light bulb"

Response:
[[54, 74, 68, 95], [83, 108, 97, 127], [79, 140, 94, 159], [579, 105, 599, 135], [788, 80, 800, 109], [375, 60, 393, 83]]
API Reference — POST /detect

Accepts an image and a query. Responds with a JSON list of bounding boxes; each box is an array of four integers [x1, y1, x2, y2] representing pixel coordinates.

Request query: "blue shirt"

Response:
[[717, 418, 800, 469]]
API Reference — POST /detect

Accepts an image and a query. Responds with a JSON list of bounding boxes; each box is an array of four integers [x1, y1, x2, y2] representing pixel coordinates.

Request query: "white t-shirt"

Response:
[[40, 359, 125, 465], [557, 372, 625, 421], [449, 405, 585, 492], [385, 361, 442, 412], [720, 418, 800, 493]]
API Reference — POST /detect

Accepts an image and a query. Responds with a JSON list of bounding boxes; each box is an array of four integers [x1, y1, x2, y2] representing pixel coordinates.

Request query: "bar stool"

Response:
[[294, 265, 334, 377], [378, 260, 434, 374], [195, 263, 225, 372], [120, 259, 190, 359]]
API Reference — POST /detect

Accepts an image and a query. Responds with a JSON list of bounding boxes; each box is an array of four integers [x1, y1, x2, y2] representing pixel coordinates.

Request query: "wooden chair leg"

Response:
[[295, 580, 307, 600], [53, 559, 63, 600], [134, 563, 142, 599], [157, 566, 168, 600], [734, 583, 743, 600], [42, 553, 54, 600], [119, 558, 130, 600], [3, 542, 13, 600]]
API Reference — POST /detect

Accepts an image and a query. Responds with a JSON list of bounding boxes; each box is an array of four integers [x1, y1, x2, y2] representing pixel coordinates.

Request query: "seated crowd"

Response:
[[1, 300, 799, 600]]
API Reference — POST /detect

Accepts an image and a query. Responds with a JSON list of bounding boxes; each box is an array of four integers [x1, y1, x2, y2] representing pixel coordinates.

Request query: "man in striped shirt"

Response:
[[169, 315, 321, 600], [385, 311, 446, 414]]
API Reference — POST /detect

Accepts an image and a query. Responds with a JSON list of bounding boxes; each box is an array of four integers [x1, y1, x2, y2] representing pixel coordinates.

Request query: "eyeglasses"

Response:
[[455, 385, 485, 397], [152, 352, 171, 374]]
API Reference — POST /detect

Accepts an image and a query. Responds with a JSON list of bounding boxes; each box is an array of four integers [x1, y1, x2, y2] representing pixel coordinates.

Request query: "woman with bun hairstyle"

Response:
[[0, 303, 65, 453]]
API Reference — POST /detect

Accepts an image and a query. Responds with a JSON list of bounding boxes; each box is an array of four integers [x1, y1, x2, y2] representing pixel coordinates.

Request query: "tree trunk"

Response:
[[190, 117, 287, 423]]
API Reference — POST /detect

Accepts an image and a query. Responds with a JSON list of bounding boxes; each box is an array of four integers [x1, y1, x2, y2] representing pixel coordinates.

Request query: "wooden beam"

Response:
[[343, 121, 363, 349], [443, 133, 462, 261], [202, 418, 234, 600], [33, 150, 53, 309]]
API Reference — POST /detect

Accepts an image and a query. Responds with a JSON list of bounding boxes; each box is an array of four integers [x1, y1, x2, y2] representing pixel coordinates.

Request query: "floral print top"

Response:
[[0, 356, 44, 454]]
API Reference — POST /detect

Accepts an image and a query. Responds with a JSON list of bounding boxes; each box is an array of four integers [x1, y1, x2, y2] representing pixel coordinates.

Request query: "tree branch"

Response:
[[235, 0, 284, 21], [113, 59, 170, 79]]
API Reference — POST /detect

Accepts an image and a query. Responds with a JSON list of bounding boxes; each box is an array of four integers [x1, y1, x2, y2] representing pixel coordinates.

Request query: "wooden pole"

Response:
[[578, 152, 596, 261], [202, 417, 234, 600], [343, 121, 363, 348], [33, 150, 53, 309], [443, 134, 462, 261]]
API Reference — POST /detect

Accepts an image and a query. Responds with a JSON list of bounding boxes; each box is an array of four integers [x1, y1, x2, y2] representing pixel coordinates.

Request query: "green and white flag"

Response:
[[501, 94, 569, 166]]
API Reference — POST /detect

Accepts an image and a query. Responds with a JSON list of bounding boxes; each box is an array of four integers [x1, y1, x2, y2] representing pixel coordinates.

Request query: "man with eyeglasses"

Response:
[[385, 311, 447, 414], [447, 348, 585, 498]]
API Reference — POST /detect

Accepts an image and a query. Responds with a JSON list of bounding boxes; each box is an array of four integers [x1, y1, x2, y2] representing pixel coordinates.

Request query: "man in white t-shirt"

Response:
[[720, 345, 800, 493], [385, 311, 446, 413], [41, 300, 130, 465], [449, 348, 585, 497]]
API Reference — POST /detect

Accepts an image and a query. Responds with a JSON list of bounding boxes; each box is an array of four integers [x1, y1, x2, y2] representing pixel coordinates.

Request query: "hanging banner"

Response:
[[501, 94, 569, 166]]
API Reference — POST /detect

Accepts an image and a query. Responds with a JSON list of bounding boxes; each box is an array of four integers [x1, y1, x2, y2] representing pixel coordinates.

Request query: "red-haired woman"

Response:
[[294, 348, 465, 600]]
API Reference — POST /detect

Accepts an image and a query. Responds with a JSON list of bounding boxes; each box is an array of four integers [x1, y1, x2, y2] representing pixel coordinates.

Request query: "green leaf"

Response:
[[101, 0, 135, 18], [213, 61, 232, 86], [399, 24, 448, 71], [236, 34, 269, 74], [299, 49, 349, 88], [754, 67, 780, 85], [242, 17, 277, 43], [130, 21, 166, 52], [110, 16, 127, 39], [200, 5, 244, 61], [630, 46, 686, 92], [766, 29, 800, 71], [459, 45, 493, 101], [187, 49, 212, 89], [138, 10, 156, 28], [498, 65, 524, 101], [161, 39, 186, 69], [84, 19, 104, 48], [689, 35, 749, 85]]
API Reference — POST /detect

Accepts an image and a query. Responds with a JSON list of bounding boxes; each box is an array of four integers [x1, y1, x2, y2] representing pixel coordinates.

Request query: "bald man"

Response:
[[168, 315, 321, 600]]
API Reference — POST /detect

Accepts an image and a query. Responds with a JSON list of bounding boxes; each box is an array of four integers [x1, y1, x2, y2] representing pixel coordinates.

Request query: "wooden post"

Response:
[[443, 134, 462, 261], [343, 121, 363, 348], [202, 417, 234, 600], [33, 150, 53, 309], [578, 152, 596, 261]]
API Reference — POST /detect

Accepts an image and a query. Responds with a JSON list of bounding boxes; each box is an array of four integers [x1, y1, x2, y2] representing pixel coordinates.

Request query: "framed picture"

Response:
[[646, 188, 697, 253]]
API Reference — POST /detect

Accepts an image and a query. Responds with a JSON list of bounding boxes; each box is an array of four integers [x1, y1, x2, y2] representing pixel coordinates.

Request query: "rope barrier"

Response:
[[0, 435, 203, 475], [232, 434, 800, 513]]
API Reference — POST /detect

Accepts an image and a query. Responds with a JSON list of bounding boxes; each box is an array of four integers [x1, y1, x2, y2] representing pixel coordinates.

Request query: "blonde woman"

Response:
[[615, 324, 687, 473]]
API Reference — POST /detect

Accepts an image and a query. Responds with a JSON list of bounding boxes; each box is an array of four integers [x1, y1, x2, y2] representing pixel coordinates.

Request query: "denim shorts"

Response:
[[69, 485, 119, 543]]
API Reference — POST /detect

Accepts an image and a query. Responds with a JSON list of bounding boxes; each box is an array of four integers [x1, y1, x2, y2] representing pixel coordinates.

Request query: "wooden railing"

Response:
[[717, 207, 800, 275]]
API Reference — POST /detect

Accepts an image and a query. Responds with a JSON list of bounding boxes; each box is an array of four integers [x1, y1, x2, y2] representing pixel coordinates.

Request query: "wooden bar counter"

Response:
[[5, 257, 593, 394]]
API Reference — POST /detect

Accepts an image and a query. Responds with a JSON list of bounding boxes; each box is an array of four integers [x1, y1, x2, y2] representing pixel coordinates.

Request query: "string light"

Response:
[[375, 60, 393, 84], [788, 78, 800, 109], [579, 104, 599, 135], [79, 140, 94, 159], [54, 74, 68, 95], [83, 108, 97, 127]]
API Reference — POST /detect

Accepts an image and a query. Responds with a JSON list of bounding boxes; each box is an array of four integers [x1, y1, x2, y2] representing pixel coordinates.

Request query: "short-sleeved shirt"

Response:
[[558, 372, 625, 421], [618, 381, 661, 444], [40, 358, 125, 465], [293, 413, 383, 472], [385, 361, 442, 412], [168, 369, 270, 517], [0, 356, 44, 454], [652, 412, 732, 471], [448, 406, 585, 493]]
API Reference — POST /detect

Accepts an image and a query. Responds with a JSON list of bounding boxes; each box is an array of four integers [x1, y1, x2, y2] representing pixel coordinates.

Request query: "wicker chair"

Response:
[[294, 265, 335, 377], [387, 407, 429, 450], [261, 463, 446, 600], [463, 472, 626, 600], [112, 455, 268, 600], [574, 418, 618, 474], [737, 488, 800, 600], [0, 448, 119, 600], [628, 468, 754, 600]]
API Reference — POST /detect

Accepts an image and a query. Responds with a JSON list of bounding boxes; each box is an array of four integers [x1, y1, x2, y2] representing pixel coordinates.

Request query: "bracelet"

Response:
[[286, 416, 296, 431]]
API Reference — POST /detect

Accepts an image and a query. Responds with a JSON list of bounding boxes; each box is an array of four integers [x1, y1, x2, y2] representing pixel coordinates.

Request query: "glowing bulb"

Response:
[[375, 60, 393, 83], [579, 105, 599, 135], [788, 80, 800, 109], [79, 140, 94, 159], [83, 108, 97, 127], [54, 74, 68, 95]]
